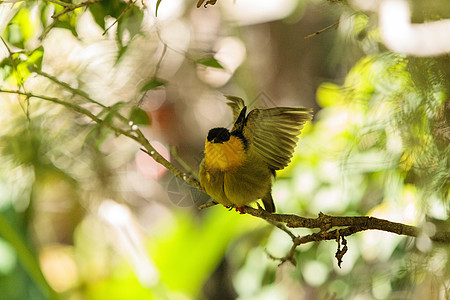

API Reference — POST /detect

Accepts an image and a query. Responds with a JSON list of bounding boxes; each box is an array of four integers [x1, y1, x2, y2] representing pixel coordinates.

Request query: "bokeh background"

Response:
[[0, 0, 449, 299]]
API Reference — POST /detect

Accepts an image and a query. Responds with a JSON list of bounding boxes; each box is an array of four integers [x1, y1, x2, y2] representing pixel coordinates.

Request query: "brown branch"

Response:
[[0, 88, 202, 192], [51, 0, 101, 19], [45, 0, 70, 7], [196, 0, 217, 8], [240, 207, 449, 243], [243, 205, 449, 265], [304, 20, 340, 39], [41, 0, 102, 39]]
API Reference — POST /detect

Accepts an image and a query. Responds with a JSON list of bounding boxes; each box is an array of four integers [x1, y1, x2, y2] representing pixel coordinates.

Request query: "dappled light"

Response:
[[0, 0, 448, 300]]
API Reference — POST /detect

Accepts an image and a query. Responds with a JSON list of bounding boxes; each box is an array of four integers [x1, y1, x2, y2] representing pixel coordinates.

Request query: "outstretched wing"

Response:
[[225, 95, 246, 122], [244, 107, 312, 170]]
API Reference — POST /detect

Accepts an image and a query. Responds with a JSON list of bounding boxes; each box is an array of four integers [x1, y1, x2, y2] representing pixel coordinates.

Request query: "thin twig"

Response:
[[266, 219, 297, 240], [52, 0, 102, 19], [0, 89, 104, 124], [41, 0, 102, 40], [169, 145, 198, 176], [154, 43, 168, 78], [304, 20, 340, 39], [103, 0, 137, 36], [29, 67, 106, 108], [198, 201, 218, 210], [0, 37, 29, 119], [29, 66, 130, 124], [45, 0, 70, 7]]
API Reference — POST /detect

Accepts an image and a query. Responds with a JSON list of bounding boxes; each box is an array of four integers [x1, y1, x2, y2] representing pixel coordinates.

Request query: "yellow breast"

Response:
[[204, 135, 246, 171]]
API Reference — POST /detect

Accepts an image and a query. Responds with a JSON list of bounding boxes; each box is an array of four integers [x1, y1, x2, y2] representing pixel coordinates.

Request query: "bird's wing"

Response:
[[244, 107, 312, 170], [225, 95, 246, 121]]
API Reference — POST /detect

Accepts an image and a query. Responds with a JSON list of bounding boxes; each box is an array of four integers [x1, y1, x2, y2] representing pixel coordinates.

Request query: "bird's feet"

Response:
[[224, 205, 245, 214], [235, 207, 245, 214]]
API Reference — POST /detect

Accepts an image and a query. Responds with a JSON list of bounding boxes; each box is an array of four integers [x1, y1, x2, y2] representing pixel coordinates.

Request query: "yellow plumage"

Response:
[[204, 136, 246, 171], [199, 96, 312, 212]]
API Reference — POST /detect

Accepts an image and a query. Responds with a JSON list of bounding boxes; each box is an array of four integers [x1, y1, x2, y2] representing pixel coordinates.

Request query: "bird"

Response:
[[199, 95, 312, 213]]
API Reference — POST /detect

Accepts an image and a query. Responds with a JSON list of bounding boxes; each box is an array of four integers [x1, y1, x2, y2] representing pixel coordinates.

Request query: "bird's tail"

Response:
[[262, 193, 275, 213]]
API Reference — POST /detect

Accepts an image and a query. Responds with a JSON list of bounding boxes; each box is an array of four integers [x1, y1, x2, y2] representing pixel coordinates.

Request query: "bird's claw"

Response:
[[223, 205, 245, 214], [235, 207, 245, 214]]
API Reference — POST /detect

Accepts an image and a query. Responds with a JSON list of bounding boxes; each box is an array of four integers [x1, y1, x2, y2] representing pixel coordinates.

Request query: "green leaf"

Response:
[[156, 0, 163, 17], [129, 107, 151, 126], [101, 102, 126, 125], [0, 212, 57, 300], [40, 2, 51, 28], [89, 0, 128, 29], [27, 46, 44, 70], [52, 19, 75, 37], [197, 56, 224, 69], [6, 8, 34, 49], [140, 78, 166, 92], [117, 5, 143, 41], [86, 102, 127, 148], [4, 24, 24, 49], [0, 58, 13, 80], [0, 47, 45, 84], [150, 209, 256, 297], [89, 2, 106, 29], [85, 125, 112, 150], [316, 82, 343, 108], [115, 44, 129, 64]]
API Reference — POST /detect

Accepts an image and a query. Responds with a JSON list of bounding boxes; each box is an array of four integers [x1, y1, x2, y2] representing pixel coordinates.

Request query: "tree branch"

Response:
[[41, 0, 102, 39], [240, 206, 449, 243], [0, 88, 202, 191], [51, 0, 101, 19]]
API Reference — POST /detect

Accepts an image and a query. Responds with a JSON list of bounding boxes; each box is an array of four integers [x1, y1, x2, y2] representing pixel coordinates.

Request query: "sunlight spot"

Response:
[[313, 187, 347, 213], [136, 141, 170, 179], [294, 171, 317, 196], [302, 261, 329, 287], [416, 233, 432, 252], [0, 239, 16, 275], [39, 245, 79, 292], [222, 0, 297, 26], [427, 195, 448, 220], [386, 130, 403, 154], [99, 200, 159, 286], [197, 37, 246, 87], [147, 0, 185, 22], [377, 0, 450, 56], [372, 276, 391, 299], [323, 110, 349, 133]]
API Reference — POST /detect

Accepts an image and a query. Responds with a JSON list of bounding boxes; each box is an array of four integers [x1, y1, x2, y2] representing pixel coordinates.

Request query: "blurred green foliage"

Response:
[[0, 0, 448, 300], [276, 52, 450, 299]]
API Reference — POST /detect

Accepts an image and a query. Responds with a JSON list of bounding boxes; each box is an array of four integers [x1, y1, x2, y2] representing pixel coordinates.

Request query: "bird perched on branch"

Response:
[[199, 95, 312, 213]]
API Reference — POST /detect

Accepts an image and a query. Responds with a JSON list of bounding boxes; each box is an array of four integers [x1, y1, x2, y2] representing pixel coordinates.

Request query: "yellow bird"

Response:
[[199, 96, 312, 213]]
